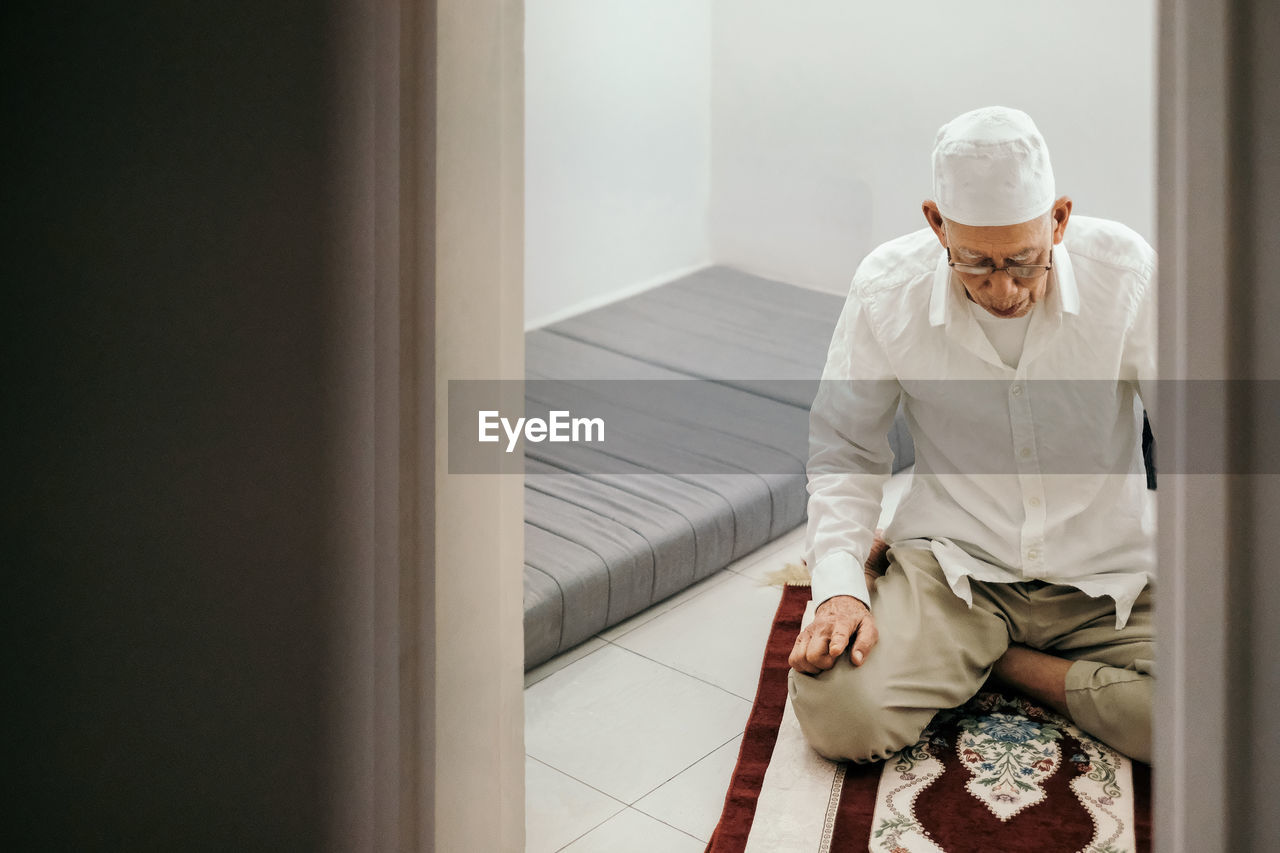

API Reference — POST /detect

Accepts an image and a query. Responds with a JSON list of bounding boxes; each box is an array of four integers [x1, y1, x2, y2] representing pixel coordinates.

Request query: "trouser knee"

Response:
[[788, 668, 931, 763], [1065, 661, 1153, 764]]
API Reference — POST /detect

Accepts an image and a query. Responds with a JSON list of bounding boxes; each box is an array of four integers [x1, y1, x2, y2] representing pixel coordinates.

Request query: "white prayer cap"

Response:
[[931, 106, 1055, 227]]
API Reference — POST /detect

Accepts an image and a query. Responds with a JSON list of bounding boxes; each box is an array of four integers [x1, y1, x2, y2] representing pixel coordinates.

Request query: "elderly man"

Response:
[[788, 106, 1155, 764]]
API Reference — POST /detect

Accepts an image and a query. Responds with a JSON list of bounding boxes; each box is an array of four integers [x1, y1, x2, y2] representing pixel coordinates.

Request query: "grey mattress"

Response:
[[523, 265, 913, 669]]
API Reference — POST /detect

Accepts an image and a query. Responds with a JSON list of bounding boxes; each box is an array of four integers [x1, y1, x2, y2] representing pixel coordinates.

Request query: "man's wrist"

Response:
[[817, 593, 870, 614], [811, 550, 872, 613]]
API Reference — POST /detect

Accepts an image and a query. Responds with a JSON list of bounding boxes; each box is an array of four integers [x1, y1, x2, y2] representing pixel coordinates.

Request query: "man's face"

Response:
[[944, 216, 1054, 319]]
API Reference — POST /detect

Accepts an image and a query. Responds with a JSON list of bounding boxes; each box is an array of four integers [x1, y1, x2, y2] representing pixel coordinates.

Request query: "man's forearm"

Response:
[[804, 289, 903, 611]]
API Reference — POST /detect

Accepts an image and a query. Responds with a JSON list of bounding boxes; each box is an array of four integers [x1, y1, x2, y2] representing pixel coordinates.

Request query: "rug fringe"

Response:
[[761, 560, 812, 588]]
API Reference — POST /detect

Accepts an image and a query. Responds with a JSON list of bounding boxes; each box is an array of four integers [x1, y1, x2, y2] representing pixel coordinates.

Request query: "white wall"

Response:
[[710, 0, 1157, 293], [525, 1, 1157, 314], [525, 0, 712, 328]]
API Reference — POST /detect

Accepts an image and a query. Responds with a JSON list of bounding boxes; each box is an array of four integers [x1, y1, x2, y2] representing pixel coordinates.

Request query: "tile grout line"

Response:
[[628, 729, 745, 807], [524, 638, 609, 689], [634, 810, 714, 847], [527, 753, 632, 811], [525, 641, 754, 800], [531, 724, 744, 850], [554, 806, 708, 852], [598, 638, 762, 703], [526, 643, 758, 844], [528, 754, 633, 853], [551, 803, 630, 853], [525, 628, 759, 807]]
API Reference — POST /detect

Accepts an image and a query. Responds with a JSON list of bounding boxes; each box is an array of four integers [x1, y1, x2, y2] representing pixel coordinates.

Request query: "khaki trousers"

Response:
[[788, 544, 1154, 764]]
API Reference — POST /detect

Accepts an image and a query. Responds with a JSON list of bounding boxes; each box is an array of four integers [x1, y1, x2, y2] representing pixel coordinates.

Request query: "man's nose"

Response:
[[986, 271, 1019, 298]]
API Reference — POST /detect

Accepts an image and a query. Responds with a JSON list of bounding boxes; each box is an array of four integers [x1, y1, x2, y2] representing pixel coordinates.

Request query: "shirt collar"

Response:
[[928, 242, 1080, 327]]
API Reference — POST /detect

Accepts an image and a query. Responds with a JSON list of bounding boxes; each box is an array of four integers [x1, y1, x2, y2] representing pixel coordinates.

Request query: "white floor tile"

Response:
[[633, 734, 743, 843], [598, 568, 736, 642], [559, 807, 706, 853], [611, 573, 782, 701], [525, 644, 750, 804], [524, 756, 625, 853], [525, 637, 608, 689]]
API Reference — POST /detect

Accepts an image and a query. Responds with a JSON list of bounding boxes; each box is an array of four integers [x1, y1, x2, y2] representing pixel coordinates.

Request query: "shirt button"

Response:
[[1029, 496, 1041, 507], [1011, 384, 1023, 396], [1027, 549, 1039, 560], [1020, 447, 1032, 458]]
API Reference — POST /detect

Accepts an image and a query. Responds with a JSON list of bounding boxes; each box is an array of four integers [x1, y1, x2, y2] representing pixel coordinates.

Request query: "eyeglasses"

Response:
[[946, 247, 1053, 280]]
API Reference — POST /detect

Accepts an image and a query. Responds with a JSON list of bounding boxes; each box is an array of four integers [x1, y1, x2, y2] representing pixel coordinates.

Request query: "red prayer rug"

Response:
[[707, 584, 1151, 853]]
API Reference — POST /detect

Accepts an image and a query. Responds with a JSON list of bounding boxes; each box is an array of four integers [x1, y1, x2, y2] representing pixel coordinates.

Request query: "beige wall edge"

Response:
[[1154, 0, 1233, 851], [435, 0, 526, 850]]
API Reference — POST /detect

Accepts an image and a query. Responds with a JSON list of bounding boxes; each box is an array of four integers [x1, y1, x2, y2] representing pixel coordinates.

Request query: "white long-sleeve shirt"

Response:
[[804, 215, 1156, 629]]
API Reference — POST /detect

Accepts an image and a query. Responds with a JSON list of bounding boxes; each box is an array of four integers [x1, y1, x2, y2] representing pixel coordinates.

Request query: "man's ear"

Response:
[[1051, 195, 1073, 244], [923, 200, 948, 246]]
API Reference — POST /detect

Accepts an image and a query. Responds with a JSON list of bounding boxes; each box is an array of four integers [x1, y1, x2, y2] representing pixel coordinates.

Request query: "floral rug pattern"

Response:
[[869, 691, 1135, 853]]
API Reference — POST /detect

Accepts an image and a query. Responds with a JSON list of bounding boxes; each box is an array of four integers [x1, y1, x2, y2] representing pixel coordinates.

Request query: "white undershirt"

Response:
[[968, 300, 1035, 368]]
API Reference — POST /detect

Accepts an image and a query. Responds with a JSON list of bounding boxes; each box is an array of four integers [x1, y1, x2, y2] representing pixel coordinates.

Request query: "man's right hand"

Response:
[[788, 594, 879, 674]]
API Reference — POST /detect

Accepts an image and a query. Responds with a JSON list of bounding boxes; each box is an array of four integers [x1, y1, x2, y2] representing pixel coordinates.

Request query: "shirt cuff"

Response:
[[809, 550, 871, 611]]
